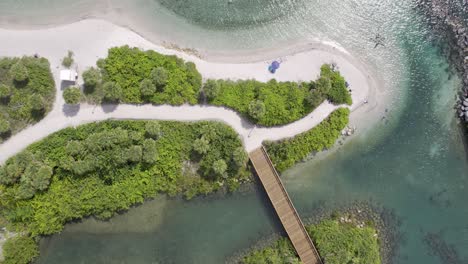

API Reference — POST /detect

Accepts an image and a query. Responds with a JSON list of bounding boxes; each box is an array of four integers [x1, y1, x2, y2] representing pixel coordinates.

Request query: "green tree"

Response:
[[150, 67, 168, 88], [0, 162, 21, 185], [10, 61, 29, 82], [212, 159, 227, 176], [72, 159, 94, 176], [3, 236, 39, 264], [16, 182, 36, 200], [203, 80, 220, 100], [307, 90, 324, 108], [63, 87, 81, 105], [62, 50, 74, 68], [0, 118, 10, 134], [192, 137, 210, 155], [127, 145, 142, 163], [82, 67, 101, 89], [140, 78, 156, 97], [248, 100, 266, 120], [145, 121, 161, 139], [31, 165, 53, 191], [102, 81, 123, 102], [65, 140, 83, 156], [0, 84, 11, 99], [232, 146, 248, 167], [30, 94, 45, 111], [142, 139, 158, 164]]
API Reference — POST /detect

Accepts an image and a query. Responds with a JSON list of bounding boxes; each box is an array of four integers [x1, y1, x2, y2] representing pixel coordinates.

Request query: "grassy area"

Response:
[[207, 64, 352, 126], [241, 219, 381, 264], [0, 57, 55, 143], [264, 108, 350, 171]]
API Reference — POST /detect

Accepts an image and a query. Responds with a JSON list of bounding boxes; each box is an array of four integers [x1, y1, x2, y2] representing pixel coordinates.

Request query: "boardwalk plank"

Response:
[[249, 147, 323, 264]]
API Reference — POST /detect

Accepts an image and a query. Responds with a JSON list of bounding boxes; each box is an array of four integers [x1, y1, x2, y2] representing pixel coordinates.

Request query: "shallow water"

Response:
[[1, 0, 467, 263]]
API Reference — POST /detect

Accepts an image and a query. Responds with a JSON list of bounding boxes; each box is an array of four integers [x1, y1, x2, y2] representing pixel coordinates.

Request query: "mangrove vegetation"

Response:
[[241, 219, 381, 264], [79, 46, 352, 126], [0, 56, 55, 142]]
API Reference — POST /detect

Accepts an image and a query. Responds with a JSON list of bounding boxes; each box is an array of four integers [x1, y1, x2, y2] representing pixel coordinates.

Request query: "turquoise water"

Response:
[[1, 0, 467, 263]]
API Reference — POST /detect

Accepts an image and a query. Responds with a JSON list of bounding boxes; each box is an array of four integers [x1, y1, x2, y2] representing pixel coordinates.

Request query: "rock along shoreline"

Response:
[[416, 0, 468, 120]]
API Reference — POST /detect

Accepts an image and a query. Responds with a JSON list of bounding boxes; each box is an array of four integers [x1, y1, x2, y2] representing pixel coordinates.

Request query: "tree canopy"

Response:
[[10, 61, 29, 82], [85, 46, 201, 105], [0, 57, 55, 141], [63, 87, 82, 105], [265, 108, 350, 171]]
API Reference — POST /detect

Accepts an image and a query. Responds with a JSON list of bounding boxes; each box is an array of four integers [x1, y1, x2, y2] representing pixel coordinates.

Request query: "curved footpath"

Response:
[[0, 19, 374, 164]]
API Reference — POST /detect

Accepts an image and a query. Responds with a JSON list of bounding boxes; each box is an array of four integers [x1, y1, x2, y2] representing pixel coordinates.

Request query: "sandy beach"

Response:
[[0, 19, 381, 164]]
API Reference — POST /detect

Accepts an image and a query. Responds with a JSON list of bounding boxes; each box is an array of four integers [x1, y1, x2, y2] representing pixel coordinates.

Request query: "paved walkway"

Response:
[[0, 19, 372, 164], [0, 102, 339, 164]]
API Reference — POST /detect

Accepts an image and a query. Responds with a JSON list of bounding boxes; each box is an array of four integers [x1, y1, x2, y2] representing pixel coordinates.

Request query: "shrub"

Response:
[[317, 64, 352, 105], [89, 46, 200, 105], [212, 159, 227, 176], [242, 238, 301, 264], [0, 120, 248, 236], [65, 140, 83, 156], [10, 61, 29, 82], [0, 57, 55, 138], [0, 84, 11, 99], [265, 108, 350, 171], [31, 165, 53, 191], [63, 87, 81, 105], [62, 50, 74, 68], [151, 67, 168, 89], [3, 236, 39, 264], [308, 220, 381, 264], [248, 100, 266, 120], [145, 121, 161, 139], [82, 67, 101, 90], [0, 118, 10, 134], [242, 219, 381, 264], [142, 138, 158, 164], [207, 64, 351, 126], [232, 146, 248, 167], [102, 81, 123, 102], [140, 78, 156, 97], [193, 137, 210, 155], [127, 145, 143, 163], [203, 79, 220, 100], [30, 94, 45, 111]]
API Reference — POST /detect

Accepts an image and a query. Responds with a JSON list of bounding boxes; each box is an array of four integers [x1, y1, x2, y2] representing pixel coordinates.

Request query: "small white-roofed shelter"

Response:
[[60, 69, 78, 82]]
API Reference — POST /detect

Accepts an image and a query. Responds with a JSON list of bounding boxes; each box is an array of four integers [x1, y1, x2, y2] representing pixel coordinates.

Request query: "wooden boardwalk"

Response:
[[249, 147, 323, 264]]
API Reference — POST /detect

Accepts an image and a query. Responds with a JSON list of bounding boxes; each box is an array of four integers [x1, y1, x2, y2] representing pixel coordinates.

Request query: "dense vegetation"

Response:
[[242, 238, 301, 264], [2, 235, 38, 264], [265, 108, 350, 171], [80, 47, 351, 127], [62, 86, 81, 105], [241, 219, 381, 264], [82, 46, 202, 105], [207, 64, 352, 126], [0, 120, 250, 264], [0, 120, 249, 234], [0, 57, 55, 142]]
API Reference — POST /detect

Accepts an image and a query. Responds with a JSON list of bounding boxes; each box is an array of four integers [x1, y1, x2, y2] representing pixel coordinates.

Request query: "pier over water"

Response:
[[249, 147, 323, 264]]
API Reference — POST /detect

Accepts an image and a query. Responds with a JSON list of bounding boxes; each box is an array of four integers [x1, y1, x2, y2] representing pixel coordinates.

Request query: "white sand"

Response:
[[0, 19, 378, 164]]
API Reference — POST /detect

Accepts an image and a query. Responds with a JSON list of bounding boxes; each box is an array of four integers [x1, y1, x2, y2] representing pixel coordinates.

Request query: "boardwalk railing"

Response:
[[249, 146, 323, 264]]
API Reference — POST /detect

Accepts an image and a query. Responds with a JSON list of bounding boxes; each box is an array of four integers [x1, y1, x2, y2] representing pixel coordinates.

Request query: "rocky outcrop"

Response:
[[417, 0, 468, 121]]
